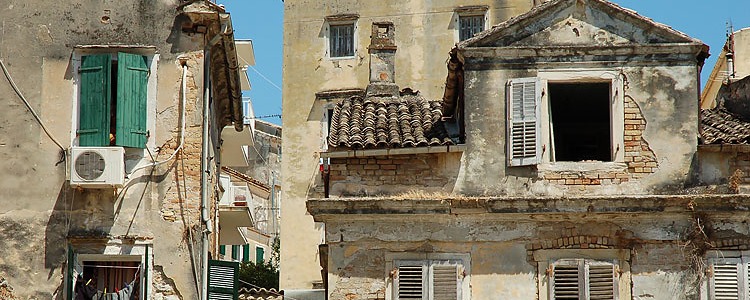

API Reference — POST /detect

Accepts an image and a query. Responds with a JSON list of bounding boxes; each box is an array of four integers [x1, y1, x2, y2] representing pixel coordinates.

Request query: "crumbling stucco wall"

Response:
[[321, 211, 748, 300], [282, 0, 535, 290], [0, 1, 218, 299]]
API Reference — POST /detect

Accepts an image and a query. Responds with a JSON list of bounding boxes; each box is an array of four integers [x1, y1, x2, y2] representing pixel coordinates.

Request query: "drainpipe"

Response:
[[200, 46, 212, 300]]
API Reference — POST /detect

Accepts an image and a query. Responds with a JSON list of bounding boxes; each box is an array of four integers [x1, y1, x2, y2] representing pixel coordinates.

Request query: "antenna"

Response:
[[726, 19, 736, 80]]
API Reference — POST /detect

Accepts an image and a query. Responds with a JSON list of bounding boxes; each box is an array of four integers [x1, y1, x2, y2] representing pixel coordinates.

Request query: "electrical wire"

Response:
[[0, 58, 66, 153], [248, 65, 282, 92]]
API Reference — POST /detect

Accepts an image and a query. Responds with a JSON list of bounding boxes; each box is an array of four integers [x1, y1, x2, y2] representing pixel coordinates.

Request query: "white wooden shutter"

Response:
[[586, 262, 615, 300], [552, 260, 582, 299], [397, 263, 426, 300], [431, 261, 459, 300], [507, 78, 542, 166], [711, 259, 741, 300]]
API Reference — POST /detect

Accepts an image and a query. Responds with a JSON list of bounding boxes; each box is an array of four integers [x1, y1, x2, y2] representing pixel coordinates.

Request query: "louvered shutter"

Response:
[[431, 261, 459, 300], [115, 52, 149, 148], [78, 54, 111, 147], [256, 247, 265, 263], [586, 262, 615, 300], [711, 259, 741, 300], [397, 263, 426, 300], [507, 78, 542, 166], [552, 261, 581, 299], [208, 259, 239, 300]]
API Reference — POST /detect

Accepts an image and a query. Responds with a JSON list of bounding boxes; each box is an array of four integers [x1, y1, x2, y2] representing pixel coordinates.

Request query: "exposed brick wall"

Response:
[[542, 96, 658, 185], [328, 153, 457, 196]]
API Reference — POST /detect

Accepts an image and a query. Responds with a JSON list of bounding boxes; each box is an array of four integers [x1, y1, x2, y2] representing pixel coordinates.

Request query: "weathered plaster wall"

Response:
[[321, 212, 742, 299], [457, 63, 700, 196], [0, 1, 217, 299], [282, 0, 534, 290]]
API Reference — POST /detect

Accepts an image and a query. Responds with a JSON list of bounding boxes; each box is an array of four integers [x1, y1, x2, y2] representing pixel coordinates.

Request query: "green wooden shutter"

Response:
[[242, 245, 250, 262], [66, 245, 75, 300], [115, 52, 149, 148], [219, 245, 226, 256], [256, 247, 264, 263], [231, 245, 239, 260], [78, 54, 111, 147], [208, 259, 239, 300]]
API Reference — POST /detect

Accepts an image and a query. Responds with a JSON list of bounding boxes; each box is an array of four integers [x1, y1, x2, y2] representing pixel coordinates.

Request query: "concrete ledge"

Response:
[[307, 194, 750, 221]]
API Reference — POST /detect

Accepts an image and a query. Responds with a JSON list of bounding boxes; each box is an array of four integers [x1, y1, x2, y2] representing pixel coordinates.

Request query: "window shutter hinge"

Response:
[[546, 265, 553, 277], [615, 265, 622, 276], [390, 268, 398, 279]]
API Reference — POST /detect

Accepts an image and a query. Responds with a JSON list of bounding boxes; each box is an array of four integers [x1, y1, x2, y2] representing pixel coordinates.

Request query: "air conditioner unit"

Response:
[[69, 147, 125, 188]]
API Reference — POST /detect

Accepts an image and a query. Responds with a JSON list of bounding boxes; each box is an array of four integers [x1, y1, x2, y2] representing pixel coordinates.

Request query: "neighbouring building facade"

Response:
[[0, 1, 246, 299], [281, 0, 536, 297], [303, 0, 750, 299]]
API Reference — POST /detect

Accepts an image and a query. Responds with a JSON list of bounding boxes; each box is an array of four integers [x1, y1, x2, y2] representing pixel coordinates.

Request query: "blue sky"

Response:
[[220, 0, 750, 126]]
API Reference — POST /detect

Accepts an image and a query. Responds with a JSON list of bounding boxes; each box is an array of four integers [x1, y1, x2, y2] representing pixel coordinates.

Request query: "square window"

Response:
[[550, 259, 617, 300], [76, 52, 152, 149], [329, 23, 355, 58], [458, 14, 485, 41], [506, 72, 624, 167]]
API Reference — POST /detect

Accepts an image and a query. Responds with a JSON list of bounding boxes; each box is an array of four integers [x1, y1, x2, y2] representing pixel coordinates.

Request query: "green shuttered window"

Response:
[[256, 246, 264, 263], [79, 52, 148, 148], [208, 259, 239, 300]]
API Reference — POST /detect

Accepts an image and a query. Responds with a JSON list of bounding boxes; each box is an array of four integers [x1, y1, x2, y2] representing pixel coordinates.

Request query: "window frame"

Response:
[[506, 69, 625, 168], [534, 249, 631, 300], [325, 18, 358, 59], [67, 243, 152, 300], [385, 252, 471, 300], [71, 47, 158, 150], [705, 250, 750, 300], [454, 6, 488, 42]]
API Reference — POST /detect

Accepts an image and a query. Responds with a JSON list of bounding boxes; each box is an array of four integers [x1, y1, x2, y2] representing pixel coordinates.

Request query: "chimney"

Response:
[[366, 22, 399, 97]]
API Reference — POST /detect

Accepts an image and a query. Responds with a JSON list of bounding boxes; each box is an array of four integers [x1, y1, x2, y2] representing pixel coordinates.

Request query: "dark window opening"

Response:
[[109, 60, 118, 146], [549, 82, 611, 162]]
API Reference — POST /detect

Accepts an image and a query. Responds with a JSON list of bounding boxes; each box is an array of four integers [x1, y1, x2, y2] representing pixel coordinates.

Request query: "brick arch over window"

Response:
[[526, 235, 619, 262], [710, 238, 750, 250]]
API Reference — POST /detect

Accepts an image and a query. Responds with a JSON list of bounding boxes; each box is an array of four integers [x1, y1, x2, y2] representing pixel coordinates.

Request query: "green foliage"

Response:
[[239, 260, 279, 290], [238, 237, 280, 290]]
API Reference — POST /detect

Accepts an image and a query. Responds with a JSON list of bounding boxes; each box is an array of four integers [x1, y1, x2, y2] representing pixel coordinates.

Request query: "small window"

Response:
[[256, 246, 265, 263], [548, 82, 612, 162], [394, 260, 463, 300], [708, 256, 750, 299], [77, 52, 149, 149], [550, 259, 617, 300], [459, 14, 485, 41], [329, 23, 355, 58]]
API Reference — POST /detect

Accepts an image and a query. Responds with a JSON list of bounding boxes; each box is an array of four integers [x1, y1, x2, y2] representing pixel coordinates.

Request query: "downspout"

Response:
[[200, 46, 212, 300]]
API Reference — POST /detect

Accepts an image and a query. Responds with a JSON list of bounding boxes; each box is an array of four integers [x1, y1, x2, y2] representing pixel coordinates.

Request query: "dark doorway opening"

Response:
[[549, 82, 611, 162]]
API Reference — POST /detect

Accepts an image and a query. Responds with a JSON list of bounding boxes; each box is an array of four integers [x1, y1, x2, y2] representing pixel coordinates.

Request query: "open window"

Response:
[[67, 245, 150, 300], [506, 71, 624, 167], [76, 52, 150, 148]]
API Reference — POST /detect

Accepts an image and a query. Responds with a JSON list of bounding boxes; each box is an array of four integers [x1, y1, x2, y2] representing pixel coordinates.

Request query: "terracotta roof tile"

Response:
[[700, 107, 750, 145], [328, 94, 454, 149]]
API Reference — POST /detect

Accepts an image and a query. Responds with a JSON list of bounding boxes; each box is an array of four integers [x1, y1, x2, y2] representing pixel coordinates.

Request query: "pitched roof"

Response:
[[700, 107, 750, 145], [460, 0, 706, 49], [327, 93, 454, 149]]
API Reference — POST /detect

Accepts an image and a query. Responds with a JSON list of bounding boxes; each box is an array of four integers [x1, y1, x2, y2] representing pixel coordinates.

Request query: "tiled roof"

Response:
[[238, 287, 283, 300], [327, 93, 454, 149], [700, 107, 750, 145]]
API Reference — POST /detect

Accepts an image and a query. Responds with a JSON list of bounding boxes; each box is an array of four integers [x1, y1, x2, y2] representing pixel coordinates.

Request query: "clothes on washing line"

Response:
[[91, 282, 134, 300], [74, 277, 97, 300]]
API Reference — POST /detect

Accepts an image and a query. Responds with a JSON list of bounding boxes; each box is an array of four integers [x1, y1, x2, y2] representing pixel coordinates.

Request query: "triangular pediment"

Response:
[[462, 0, 703, 48]]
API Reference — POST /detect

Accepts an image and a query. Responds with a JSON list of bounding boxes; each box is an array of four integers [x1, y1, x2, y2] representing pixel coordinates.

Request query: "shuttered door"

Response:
[[115, 52, 149, 148], [78, 54, 111, 147], [553, 263, 581, 299], [587, 263, 615, 300], [712, 261, 741, 300], [398, 264, 425, 299], [208, 259, 239, 300], [431, 263, 458, 300], [507, 78, 541, 166]]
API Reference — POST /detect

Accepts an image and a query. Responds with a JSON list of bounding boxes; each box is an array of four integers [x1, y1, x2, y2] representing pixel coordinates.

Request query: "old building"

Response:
[[0, 1, 246, 299], [304, 0, 750, 299], [280, 0, 535, 297]]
